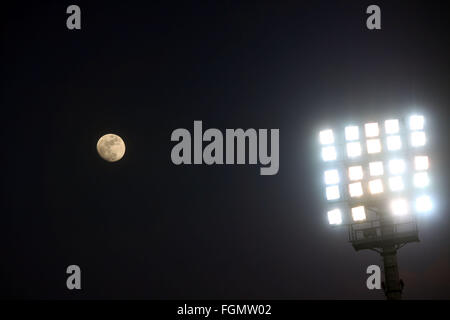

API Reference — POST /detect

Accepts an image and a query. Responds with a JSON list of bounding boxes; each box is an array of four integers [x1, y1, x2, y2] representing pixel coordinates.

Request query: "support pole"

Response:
[[381, 246, 403, 300]]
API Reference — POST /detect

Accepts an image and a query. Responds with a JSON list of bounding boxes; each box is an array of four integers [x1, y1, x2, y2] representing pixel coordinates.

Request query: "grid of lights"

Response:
[[319, 115, 432, 225]]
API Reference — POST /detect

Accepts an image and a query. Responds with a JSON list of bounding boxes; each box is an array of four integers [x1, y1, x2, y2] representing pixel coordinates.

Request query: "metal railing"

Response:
[[348, 218, 419, 245]]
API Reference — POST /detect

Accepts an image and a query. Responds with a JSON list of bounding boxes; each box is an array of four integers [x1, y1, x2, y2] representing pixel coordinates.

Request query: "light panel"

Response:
[[349, 182, 363, 198], [387, 135, 402, 151], [389, 159, 406, 175], [415, 195, 432, 213], [389, 176, 404, 191], [413, 172, 429, 188], [414, 156, 429, 171], [324, 169, 340, 185], [351, 206, 366, 222], [367, 139, 382, 154], [327, 209, 342, 225], [369, 179, 384, 194], [409, 115, 424, 131], [346, 142, 362, 158], [411, 131, 426, 147], [320, 129, 334, 145], [326, 185, 340, 200], [369, 161, 384, 176], [322, 146, 337, 161], [391, 198, 408, 216], [348, 166, 363, 181], [345, 126, 359, 141], [365, 122, 379, 137], [318, 115, 430, 226], [385, 119, 400, 134]]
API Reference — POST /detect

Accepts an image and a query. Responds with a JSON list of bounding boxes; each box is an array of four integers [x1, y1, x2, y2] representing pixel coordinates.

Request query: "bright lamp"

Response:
[[346, 142, 361, 158], [389, 159, 406, 175], [369, 161, 384, 176], [345, 126, 359, 141], [414, 156, 429, 171], [387, 135, 402, 151], [352, 206, 366, 222], [324, 169, 340, 185], [391, 198, 408, 216], [409, 115, 424, 131], [415, 195, 432, 213], [349, 182, 363, 198], [320, 129, 334, 145], [328, 209, 342, 225], [326, 185, 340, 200], [413, 172, 429, 188], [385, 119, 400, 134], [365, 122, 379, 137], [322, 146, 337, 161], [348, 166, 363, 181], [389, 176, 404, 191], [369, 179, 384, 194], [367, 139, 382, 154], [411, 131, 426, 147]]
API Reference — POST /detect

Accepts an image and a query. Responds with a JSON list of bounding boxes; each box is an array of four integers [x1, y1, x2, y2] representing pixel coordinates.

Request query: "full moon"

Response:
[[97, 134, 126, 162]]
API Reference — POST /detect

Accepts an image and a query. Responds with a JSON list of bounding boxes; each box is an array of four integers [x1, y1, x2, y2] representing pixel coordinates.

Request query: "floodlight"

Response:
[[415, 195, 432, 213], [389, 176, 404, 191], [351, 206, 366, 222], [349, 182, 363, 197], [391, 198, 408, 216], [367, 139, 382, 154], [326, 185, 340, 200], [386, 135, 402, 151], [389, 159, 406, 175], [409, 115, 424, 131], [414, 156, 429, 171], [346, 142, 361, 158], [385, 119, 400, 134], [369, 161, 384, 176], [327, 209, 342, 225], [317, 114, 431, 300], [411, 131, 426, 147], [348, 166, 363, 181], [413, 172, 429, 188], [324, 169, 340, 185], [345, 126, 359, 141], [369, 179, 384, 194], [322, 146, 337, 161], [365, 122, 379, 137]]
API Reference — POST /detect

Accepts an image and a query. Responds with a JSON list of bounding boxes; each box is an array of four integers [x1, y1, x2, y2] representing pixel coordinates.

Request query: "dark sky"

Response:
[[1, 1, 449, 299]]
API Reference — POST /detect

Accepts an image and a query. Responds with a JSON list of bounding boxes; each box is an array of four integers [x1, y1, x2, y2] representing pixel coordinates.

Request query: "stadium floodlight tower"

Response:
[[318, 114, 432, 300]]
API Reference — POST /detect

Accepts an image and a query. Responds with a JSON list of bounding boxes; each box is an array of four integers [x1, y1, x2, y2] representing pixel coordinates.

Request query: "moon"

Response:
[[97, 134, 126, 162]]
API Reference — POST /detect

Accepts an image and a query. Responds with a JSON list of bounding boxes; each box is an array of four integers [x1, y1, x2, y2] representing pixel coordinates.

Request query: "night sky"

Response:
[[2, 1, 449, 299]]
